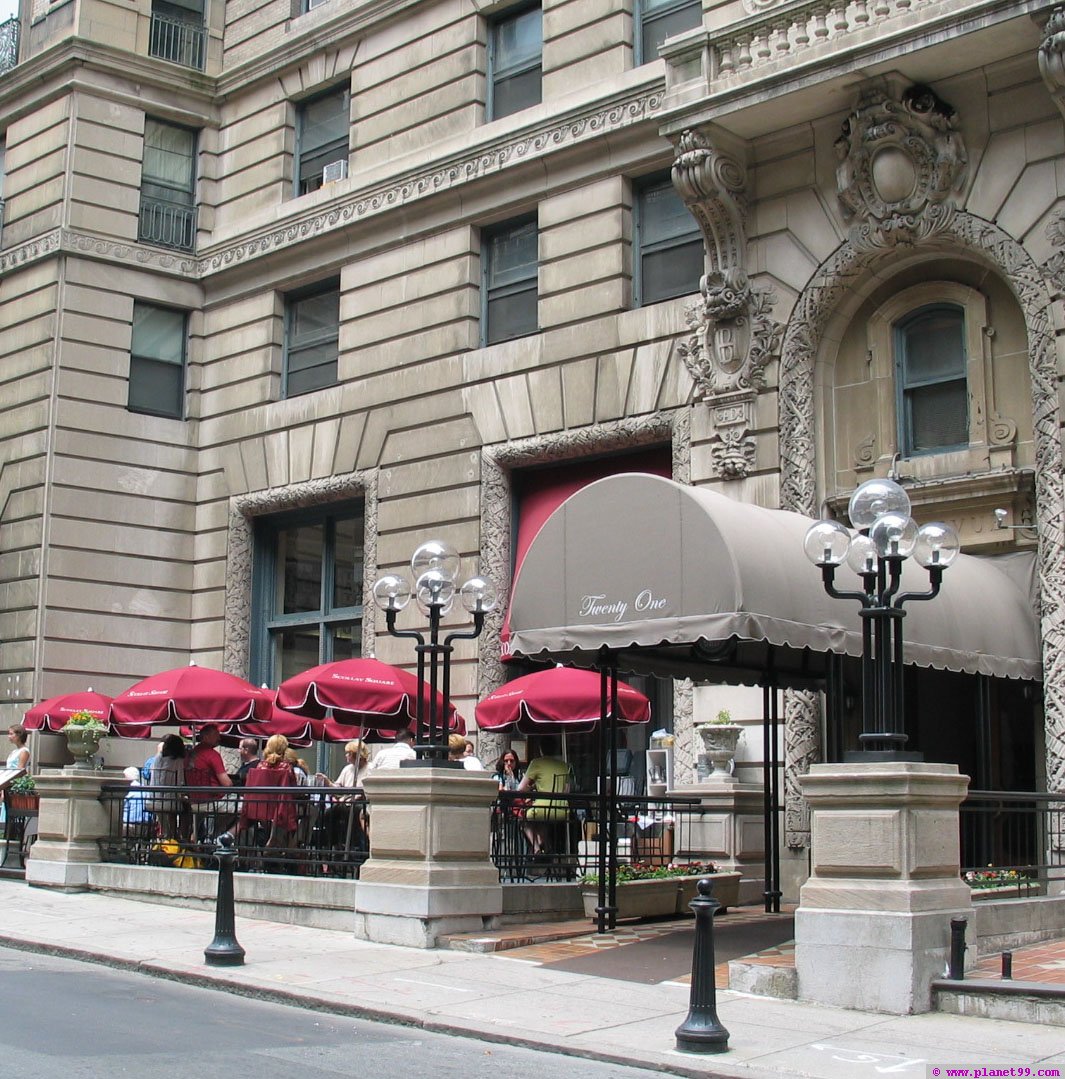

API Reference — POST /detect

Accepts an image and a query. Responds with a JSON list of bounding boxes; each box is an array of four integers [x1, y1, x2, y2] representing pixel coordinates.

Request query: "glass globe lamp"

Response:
[[870, 513, 918, 559], [411, 540, 461, 584], [913, 522, 961, 568], [372, 574, 412, 612], [415, 569, 456, 614], [459, 576, 498, 614], [846, 534, 879, 576], [848, 478, 911, 530], [803, 519, 852, 566]]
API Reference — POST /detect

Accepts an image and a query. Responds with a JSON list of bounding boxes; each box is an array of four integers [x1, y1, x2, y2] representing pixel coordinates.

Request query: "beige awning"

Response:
[[506, 473, 1041, 687]]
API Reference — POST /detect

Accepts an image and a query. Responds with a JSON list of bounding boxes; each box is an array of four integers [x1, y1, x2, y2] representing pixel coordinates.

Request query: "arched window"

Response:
[[894, 303, 968, 456]]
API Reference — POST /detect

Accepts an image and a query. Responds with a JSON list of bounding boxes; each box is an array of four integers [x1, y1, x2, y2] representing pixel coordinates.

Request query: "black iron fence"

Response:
[[148, 12, 205, 70], [98, 783, 369, 879], [490, 789, 705, 883], [960, 789, 1065, 894]]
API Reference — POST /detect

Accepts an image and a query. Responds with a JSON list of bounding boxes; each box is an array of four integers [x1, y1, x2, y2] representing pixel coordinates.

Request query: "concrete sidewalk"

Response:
[[1, 880, 1063, 1079]]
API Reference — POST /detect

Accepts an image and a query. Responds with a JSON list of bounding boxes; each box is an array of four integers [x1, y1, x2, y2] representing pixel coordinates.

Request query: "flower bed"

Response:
[[580, 862, 742, 920]]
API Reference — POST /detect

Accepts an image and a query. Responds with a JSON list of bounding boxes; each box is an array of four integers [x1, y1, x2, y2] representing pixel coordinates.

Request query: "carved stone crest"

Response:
[[1039, 7, 1065, 103], [835, 83, 967, 249], [671, 128, 781, 480]]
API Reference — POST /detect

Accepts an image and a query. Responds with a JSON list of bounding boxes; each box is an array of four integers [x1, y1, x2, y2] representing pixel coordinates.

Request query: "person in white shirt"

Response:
[[448, 733, 484, 770], [368, 729, 417, 771]]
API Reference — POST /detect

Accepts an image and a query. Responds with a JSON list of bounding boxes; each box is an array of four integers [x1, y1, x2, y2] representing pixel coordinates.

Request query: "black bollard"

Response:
[[1001, 951, 1013, 980], [675, 878, 730, 1054], [204, 833, 245, 967], [948, 915, 967, 980]]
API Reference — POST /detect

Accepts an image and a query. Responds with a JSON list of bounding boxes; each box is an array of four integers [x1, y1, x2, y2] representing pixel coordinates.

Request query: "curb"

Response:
[[0, 932, 755, 1079]]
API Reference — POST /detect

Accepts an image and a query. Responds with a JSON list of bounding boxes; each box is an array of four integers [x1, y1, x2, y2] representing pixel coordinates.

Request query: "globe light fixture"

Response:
[[373, 541, 497, 764], [803, 477, 960, 760]]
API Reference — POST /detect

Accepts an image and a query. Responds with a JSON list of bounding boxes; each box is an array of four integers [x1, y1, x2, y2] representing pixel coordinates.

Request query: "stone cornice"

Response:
[[198, 83, 664, 277], [0, 83, 664, 283]]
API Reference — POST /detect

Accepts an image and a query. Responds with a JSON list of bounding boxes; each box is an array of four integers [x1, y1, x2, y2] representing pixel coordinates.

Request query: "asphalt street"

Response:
[[0, 945, 665, 1079]]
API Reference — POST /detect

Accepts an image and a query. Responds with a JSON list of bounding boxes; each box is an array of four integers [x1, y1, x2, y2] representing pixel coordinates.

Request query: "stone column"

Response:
[[795, 762, 972, 1014], [353, 767, 502, 948], [671, 781, 765, 905], [25, 769, 113, 891]]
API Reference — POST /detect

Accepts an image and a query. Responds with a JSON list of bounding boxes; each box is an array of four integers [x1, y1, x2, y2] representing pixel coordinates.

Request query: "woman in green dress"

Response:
[[517, 737, 571, 854]]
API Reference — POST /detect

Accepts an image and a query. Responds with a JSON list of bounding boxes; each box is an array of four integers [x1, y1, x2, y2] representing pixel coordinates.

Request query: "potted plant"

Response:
[[6, 773, 38, 812], [694, 709, 743, 778], [61, 709, 108, 766], [580, 861, 742, 920]]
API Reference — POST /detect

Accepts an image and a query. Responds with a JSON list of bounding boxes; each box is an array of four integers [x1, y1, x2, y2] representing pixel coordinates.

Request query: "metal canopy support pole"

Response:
[[594, 653, 611, 934], [762, 679, 781, 914], [607, 660, 619, 930]]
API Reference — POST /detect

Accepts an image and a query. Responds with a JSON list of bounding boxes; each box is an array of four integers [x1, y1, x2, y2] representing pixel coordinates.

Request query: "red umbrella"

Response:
[[109, 663, 273, 727], [275, 657, 458, 733], [24, 690, 151, 739], [475, 667, 651, 734]]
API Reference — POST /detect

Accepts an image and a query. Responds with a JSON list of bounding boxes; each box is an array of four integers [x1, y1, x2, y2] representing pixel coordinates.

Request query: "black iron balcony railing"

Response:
[[149, 11, 206, 71], [0, 16, 19, 77], [139, 196, 197, 251]]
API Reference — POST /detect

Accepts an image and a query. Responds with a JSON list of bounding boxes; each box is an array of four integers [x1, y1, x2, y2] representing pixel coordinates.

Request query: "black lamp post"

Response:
[[372, 540, 497, 765], [803, 478, 960, 761]]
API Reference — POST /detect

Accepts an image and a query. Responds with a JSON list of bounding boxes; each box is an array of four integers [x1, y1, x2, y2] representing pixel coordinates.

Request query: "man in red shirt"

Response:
[[186, 724, 237, 836]]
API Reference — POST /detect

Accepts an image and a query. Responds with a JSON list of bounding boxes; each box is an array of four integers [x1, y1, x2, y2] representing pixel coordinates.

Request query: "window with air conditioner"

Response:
[[296, 88, 349, 196]]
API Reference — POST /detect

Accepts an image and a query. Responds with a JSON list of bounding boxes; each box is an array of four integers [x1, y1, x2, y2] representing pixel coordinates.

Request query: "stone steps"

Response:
[[933, 977, 1065, 1026]]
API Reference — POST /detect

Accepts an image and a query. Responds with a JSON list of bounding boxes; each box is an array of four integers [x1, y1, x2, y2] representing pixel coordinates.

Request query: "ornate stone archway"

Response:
[[778, 210, 1065, 793]]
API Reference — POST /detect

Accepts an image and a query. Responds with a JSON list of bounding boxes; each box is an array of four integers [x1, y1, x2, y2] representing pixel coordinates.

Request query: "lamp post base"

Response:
[[843, 749, 924, 763]]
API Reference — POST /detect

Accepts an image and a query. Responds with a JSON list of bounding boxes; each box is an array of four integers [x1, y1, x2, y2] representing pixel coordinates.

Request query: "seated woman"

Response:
[[516, 737, 571, 855], [233, 735, 298, 855], [148, 733, 189, 839], [315, 740, 369, 851], [493, 750, 524, 791]]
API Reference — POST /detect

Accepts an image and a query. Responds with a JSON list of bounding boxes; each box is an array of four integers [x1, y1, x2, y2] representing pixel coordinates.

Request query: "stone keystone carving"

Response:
[[671, 129, 782, 480], [835, 83, 968, 249], [1039, 7, 1065, 111]]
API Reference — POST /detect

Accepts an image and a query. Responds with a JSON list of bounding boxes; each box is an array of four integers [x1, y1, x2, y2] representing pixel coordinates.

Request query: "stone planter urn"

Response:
[[62, 725, 104, 767], [695, 723, 743, 778], [581, 871, 743, 920]]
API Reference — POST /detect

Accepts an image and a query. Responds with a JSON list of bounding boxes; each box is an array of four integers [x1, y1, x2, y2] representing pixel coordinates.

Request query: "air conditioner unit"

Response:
[[322, 159, 348, 184], [307, 0, 332, 10]]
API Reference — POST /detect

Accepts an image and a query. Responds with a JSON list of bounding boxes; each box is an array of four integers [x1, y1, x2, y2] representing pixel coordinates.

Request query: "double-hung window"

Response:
[[633, 173, 702, 306], [296, 88, 349, 195], [251, 504, 365, 686], [895, 304, 969, 456], [285, 280, 340, 397], [139, 118, 197, 251], [482, 215, 538, 345], [635, 0, 702, 65], [128, 302, 187, 418], [488, 4, 542, 120]]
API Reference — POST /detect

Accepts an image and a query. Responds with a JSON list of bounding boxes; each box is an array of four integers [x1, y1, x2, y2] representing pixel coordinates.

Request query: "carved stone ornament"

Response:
[[671, 129, 781, 480], [707, 392, 758, 481], [780, 210, 1065, 794], [1039, 8, 1065, 101], [834, 83, 968, 249]]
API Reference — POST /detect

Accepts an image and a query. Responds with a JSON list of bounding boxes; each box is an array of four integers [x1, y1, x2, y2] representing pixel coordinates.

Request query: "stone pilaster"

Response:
[[795, 762, 973, 1014], [353, 767, 502, 948], [25, 769, 113, 891]]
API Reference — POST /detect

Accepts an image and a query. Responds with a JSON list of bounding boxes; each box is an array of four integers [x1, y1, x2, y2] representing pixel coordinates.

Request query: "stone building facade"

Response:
[[0, 0, 1061, 893]]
